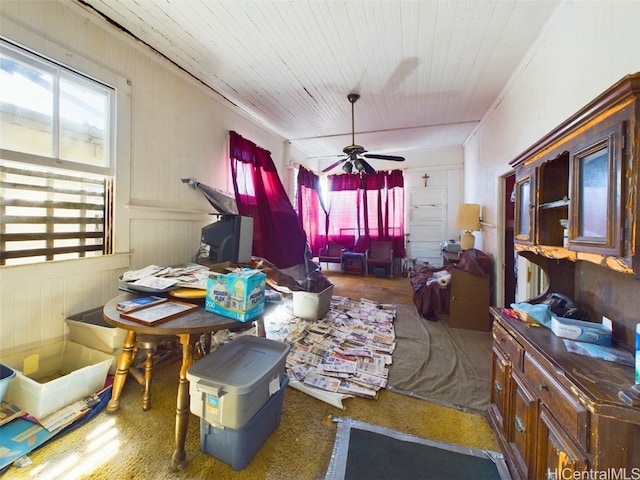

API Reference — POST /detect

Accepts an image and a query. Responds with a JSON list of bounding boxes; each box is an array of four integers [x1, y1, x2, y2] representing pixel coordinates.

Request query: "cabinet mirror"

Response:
[[514, 173, 533, 244], [569, 125, 622, 256]]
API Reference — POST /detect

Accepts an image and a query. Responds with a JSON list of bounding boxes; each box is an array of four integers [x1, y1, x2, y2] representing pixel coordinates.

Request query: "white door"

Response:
[[407, 187, 446, 267]]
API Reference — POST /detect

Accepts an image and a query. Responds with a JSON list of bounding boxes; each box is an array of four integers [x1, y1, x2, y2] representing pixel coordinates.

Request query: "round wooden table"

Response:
[[103, 293, 265, 471]]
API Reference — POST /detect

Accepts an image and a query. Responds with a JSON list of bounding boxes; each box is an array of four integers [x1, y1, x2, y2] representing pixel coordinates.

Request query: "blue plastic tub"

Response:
[[200, 374, 288, 470], [0, 363, 16, 403]]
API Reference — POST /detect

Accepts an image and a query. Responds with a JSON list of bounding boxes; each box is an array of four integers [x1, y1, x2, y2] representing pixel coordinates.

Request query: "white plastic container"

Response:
[[550, 314, 612, 346], [2, 341, 112, 420], [292, 284, 334, 320], [187, 336, 290, 429], [66, 307, 127, 374]]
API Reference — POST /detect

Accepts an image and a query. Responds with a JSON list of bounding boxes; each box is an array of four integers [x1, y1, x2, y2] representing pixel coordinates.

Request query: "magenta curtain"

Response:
[[296, 166, 327, 256], [229, 131, 307, 269], [326, 170, 405, 257], [326, 173, 362, 251]]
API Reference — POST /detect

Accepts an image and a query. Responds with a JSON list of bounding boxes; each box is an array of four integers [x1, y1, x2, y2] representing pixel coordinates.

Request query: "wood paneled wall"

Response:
[[0, 1, 285, 356]]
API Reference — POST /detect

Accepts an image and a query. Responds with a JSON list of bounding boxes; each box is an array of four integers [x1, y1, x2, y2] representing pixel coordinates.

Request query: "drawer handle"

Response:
[[538, 383, 547, 392], [514, 415, 526, 434], [494, 380, 503, 394]]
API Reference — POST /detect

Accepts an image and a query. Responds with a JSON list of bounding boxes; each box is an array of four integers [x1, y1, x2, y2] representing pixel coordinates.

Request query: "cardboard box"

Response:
[[1, 341, 112, 420], [66, 307, 127, 374], [292, 284, 334, 320], [200, 374, 288, 470], [550, 315, 612, 346], [187, 336, 290, 429], [205, 269, 266, 322]]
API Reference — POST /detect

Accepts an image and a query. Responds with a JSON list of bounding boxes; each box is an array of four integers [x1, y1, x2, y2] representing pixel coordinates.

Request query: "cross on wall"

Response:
[[422, 173, 430, 187]]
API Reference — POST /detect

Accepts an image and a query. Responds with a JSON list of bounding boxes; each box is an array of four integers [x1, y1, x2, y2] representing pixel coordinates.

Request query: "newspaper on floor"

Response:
[[38, 394, 101, 431], [283, 296, 396, 405], [212, 294, 397, 409]]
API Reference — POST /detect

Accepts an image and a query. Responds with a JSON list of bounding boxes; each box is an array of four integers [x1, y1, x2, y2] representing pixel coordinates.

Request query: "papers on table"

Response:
[[121, 264, 211, 290]]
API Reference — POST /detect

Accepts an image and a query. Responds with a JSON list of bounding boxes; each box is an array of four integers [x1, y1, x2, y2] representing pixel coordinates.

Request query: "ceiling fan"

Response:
[[321, 93, 405, 174]]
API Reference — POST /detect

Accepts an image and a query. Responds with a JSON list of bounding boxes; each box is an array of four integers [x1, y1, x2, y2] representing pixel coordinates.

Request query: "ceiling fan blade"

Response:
[[307, 153, 344, 160], [363, 153, 405, 162], [322, 158, 346, 173], [360, 158, 376, 174]]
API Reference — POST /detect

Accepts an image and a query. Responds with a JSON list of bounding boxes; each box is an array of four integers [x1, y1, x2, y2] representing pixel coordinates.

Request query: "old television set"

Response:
[[201, 214, 253, 263]]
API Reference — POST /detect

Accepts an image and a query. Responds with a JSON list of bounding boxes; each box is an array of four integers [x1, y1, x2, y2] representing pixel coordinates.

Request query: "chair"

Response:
[[318, 241, 345, 270], [128, 334, 179, 411], [366, 240, 394, 277]]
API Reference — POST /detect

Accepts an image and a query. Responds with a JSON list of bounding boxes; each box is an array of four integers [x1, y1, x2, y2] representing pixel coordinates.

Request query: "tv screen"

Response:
[[201, 215, 253, 263]]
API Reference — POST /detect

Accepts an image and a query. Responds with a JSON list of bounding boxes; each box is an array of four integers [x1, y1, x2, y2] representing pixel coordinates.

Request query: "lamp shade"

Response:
[[455, 203, 481, 249], [454, 203, 481, 231]]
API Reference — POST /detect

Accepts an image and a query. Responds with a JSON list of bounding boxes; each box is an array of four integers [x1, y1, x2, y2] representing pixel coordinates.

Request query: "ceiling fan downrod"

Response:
[[348, 93, 360, 147]]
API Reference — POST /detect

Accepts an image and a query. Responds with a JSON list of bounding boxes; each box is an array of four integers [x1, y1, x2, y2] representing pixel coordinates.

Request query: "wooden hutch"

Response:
[[488, 73, 640, 479]]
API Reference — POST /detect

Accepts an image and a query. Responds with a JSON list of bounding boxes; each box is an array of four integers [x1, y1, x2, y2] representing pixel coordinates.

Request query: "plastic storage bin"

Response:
[[0, 363, 16, 403], [2, 341, 112, 420], [292, 283, 334, 320], [66, 306, 127, 374], [187, 335, 290, 429], [200, 374, 288, 470]]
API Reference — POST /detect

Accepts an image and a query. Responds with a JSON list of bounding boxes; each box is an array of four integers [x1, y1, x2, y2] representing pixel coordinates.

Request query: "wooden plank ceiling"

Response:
[[80, 0, 559, 170]]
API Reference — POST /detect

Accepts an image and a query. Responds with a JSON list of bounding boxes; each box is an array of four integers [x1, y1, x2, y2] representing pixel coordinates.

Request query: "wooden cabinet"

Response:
[[511, 73, 640, 275], [514, 168, 535, 245], [500, 73, 640, 480], [448, 269, 491, 331], [568, 123, 624, 256], [537, 406, 588, 479], [488, 308, 640, 480]]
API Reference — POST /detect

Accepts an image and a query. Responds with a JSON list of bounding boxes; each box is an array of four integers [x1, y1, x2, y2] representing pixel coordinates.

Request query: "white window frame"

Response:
[[0, 30, 131, 267]]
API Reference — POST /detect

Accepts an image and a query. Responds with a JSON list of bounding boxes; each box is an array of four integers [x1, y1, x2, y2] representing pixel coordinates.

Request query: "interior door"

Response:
[[407, 187, 446, 267]]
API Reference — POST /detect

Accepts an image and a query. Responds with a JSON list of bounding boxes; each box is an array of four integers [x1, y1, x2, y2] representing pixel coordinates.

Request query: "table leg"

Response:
[[255, 317, 266, 338], [170, 333, 195, 471], [107, 329, 137, 413]]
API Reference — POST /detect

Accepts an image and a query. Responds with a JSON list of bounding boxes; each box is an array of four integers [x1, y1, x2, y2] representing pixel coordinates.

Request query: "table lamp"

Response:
[[454, 203, 481, 250]]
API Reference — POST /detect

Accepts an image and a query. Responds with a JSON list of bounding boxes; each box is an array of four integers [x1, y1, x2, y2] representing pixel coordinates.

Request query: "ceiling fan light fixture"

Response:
[[321, 93, 405, 174]]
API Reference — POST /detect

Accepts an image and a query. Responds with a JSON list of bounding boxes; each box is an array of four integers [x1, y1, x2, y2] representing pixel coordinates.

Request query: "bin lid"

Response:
[[186, 336, 290, 394]]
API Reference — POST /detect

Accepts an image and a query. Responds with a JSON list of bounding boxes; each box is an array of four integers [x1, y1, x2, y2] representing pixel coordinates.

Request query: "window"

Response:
[[0, 38, 115, 266]]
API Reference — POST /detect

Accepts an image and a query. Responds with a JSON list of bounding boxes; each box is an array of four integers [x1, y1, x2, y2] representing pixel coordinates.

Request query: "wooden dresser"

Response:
[[489, 307, 639, 480], [491, 73, 640, 478]]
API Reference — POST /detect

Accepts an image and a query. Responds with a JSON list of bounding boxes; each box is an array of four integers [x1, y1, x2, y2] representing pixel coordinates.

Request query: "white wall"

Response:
[[0, 1, 286, 356], [464, 1, 640, 303]]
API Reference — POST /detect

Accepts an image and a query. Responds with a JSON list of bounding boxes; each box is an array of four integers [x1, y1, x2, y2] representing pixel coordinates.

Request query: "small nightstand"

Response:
[[448, 269, 491, 331], [341, 251, 365, 275]]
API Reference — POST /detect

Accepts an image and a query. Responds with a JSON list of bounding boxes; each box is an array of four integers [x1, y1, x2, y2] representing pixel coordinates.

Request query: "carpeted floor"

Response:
[[3, 270, 500, 479]]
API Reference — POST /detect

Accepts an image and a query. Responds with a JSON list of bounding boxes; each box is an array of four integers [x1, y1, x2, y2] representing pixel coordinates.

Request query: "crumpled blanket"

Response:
[[411, 265, 452, 320], [411, 249, 492, 321]]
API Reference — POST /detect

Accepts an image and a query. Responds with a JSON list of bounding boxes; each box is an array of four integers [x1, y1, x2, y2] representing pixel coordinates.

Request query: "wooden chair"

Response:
[[129, 334, 179, 411], [366, 240, 394, 277], [318, 241, 345, 270]]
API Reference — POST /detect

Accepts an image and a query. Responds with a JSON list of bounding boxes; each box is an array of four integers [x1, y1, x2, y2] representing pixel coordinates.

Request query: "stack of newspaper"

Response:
[[284, 297, 396, 400]]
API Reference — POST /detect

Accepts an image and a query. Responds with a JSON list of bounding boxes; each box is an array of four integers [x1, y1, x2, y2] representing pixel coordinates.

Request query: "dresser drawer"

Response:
[[523, 352, 589, 449], [493, 322, 523, 370]]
